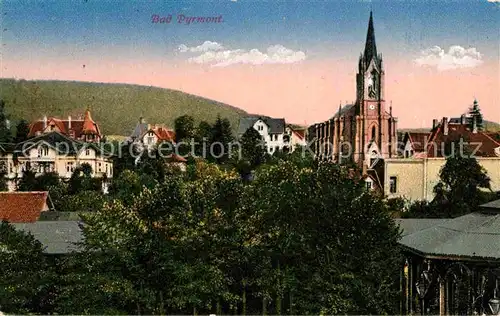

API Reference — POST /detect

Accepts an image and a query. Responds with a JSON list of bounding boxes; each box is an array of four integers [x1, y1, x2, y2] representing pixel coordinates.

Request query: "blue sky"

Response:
[[1, 0, 499, 127], [2, 0, 499, 61]]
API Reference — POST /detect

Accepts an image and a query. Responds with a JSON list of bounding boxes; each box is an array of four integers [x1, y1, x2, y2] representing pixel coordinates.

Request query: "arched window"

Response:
[[371, 126, 376, 140]]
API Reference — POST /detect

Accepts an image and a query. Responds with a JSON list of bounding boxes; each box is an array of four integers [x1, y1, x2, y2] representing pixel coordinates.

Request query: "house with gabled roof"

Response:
[[284, 125, 307, 152], [238, 116, 287, 154], [128, 116, 176, 150], [0, 131, 113, 192], [383, 116, 500, 201], [28, 108, 102, 143]]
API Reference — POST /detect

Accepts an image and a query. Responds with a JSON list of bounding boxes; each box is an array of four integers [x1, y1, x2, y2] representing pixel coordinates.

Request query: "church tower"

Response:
[[351, 11, 397, 170], [311, 11, 397, 174]]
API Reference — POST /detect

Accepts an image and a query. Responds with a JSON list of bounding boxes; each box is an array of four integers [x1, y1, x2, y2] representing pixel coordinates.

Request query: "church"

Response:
[[309, 12, 398, 174]]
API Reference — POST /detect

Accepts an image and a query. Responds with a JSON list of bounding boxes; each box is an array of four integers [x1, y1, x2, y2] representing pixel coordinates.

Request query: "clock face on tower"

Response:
[[369, 104, 375, 111]]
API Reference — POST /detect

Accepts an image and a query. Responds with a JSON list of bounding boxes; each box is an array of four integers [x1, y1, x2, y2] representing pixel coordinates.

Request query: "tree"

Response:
[[174, 115, 195, 142], [108, 169, 145, 204], [239, 127, 267, 170], [0, 221, 56, 314], [34, 172, 60, 191], [194, 121, 213, 158], [239, 161, 401, 314], [468, 99, 484, 131], [58, 190, 107, 212], [113, 141, 141, 177], [0, 171, 8, 191], [67, 163, 102, 194], [0, 99, 13, 143], [432, 150, 491, 216], [79, 161, 244, 314], [14, 119, 30, 143], [209, 116, 234, 164], [17, 169, 37, 191]]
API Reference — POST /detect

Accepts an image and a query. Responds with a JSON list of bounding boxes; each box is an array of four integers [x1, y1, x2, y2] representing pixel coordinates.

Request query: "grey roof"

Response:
[[480, 198, 500, 210], [130, 122, 149, 140], [398, 213, 500, 260], [332, 104, 355, 119], [238, 116, 285, 135], [12, 221, 83, 254], [396, 218, 449, 237]]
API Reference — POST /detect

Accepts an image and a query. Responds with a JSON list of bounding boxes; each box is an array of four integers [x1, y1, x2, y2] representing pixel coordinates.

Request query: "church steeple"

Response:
[[364, 11, 378, 67]]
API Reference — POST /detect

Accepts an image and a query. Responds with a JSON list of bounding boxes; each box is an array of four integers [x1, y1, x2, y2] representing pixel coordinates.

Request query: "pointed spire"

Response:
[[82, 107, 98, 135], [364, 11, 378, 66]]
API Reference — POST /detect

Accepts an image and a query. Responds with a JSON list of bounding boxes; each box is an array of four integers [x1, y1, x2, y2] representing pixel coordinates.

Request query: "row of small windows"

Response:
[[365, 176, 397, 193], [37, 146, 92, 157]]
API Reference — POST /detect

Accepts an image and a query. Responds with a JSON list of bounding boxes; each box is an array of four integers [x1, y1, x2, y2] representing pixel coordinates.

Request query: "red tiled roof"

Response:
[[146, 126, 176, 142], [28, 110, 101, 139], [426, 124, 500, 158], [0, 192, 49, 223], [82, 109, 99, 135]]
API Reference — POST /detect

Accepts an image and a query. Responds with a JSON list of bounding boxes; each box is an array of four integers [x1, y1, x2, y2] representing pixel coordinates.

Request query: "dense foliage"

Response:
[[14, 119, 30, 144], [0, 222, 55, 314], [1, 154, 402, 314]]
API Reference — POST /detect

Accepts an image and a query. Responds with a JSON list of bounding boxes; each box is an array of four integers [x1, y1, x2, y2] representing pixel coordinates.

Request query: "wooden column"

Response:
[[439, 276, 446, 316]]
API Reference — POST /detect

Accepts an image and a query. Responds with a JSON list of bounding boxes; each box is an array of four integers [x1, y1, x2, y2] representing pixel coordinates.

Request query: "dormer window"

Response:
[[85, 149, 90, 156]]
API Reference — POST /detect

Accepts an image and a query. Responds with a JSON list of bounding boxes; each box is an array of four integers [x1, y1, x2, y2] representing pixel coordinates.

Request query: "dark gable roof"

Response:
[[238, 116, 285, 134], [13, 131, 112, 157], [481, 198, 500, 211], [0, 143, 16, 153], [130, 123, 149, 139], [332, 104, 355, 119], [398, 212, 500, 261], [0, 192, 48, 223], [12, 221, 83, 254]]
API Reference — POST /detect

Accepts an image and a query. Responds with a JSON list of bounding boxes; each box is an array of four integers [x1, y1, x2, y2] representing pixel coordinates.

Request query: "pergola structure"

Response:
[[397, 199, 500, 315]]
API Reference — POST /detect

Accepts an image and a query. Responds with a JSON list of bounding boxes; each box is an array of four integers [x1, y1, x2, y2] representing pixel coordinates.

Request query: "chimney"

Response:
[[460, 114, 466, 125], [68, 115, 72, 129], [472, 116, 477, 134], [432, 119, 438, 129], [442, 117, 448, 135], [43, 115, 47, 129]]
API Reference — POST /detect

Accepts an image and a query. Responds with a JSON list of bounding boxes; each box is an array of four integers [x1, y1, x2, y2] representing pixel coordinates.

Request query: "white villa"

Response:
[[238, 116, 302, 154], [0, 132, 113, 192]]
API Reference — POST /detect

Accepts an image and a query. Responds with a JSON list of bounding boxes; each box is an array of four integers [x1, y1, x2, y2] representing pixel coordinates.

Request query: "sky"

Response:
[[1, 0, 499, 128]]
